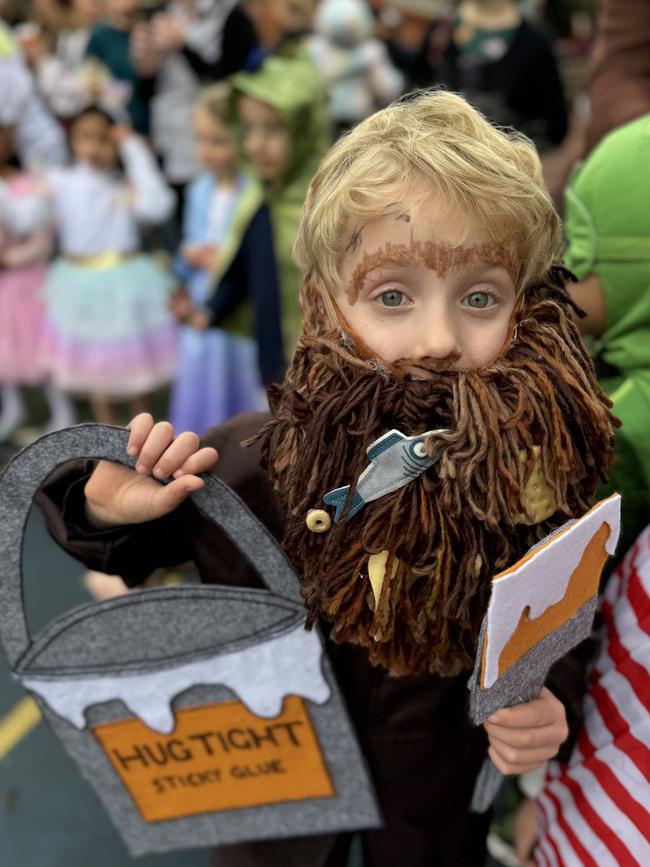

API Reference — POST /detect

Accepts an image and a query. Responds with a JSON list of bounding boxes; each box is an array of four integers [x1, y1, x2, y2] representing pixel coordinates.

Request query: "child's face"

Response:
[[238, 95, 291, 186], [193, 109, 237, 177], [70, 112, 118, 171], [336, 187, 518, 370]]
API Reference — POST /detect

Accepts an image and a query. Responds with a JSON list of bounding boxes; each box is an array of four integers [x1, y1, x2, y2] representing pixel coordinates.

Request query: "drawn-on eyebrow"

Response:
[[347, 241, 519, 302]]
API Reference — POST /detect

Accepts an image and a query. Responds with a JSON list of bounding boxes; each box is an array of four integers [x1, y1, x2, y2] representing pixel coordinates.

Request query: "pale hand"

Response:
[[130, 22, 161, 76], [151, 14, 186, 53], [483, 687, 568, 775], [169, 288, 194, 322], [183, 243, 219, 271], [84, 414, 218, 529]]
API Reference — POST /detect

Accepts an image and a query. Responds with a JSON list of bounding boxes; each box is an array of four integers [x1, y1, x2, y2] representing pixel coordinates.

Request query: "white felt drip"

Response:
[[19, 624, 330, 734], [483, 495, 621, 688]]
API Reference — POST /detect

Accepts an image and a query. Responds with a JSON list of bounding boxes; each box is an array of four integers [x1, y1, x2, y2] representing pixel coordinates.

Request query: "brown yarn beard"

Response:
[[254, 266, 618, 677]]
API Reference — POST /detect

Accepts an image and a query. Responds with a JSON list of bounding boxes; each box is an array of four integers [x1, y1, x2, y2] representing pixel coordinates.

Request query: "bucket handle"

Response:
[[0, 425, 304, 668]]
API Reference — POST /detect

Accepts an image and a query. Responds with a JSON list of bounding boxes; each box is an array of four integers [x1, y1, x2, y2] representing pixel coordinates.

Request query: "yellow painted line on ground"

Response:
[[0, 697, 42, 760]]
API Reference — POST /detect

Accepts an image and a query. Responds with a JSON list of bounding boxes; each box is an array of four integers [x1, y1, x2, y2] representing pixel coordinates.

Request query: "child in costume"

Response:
[[169, 83, 284, 434], [563, 112, 650, 559], [0, 114, 74, 440], [230, 54, 330, 353], [41, 106, 177, 425], [38, 90, 617, 866]]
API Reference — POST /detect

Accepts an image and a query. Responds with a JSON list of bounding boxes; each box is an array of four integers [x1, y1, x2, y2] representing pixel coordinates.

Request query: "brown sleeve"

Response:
[[586, 0, 650, 152], [35, 412, 284, 589]]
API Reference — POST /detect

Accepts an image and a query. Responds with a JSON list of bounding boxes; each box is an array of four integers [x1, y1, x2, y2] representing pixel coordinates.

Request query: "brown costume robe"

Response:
[[37, 412, 592, 867]]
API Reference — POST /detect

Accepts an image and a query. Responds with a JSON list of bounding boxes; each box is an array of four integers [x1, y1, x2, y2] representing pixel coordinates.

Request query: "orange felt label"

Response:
[[92, 697, 335, 823]]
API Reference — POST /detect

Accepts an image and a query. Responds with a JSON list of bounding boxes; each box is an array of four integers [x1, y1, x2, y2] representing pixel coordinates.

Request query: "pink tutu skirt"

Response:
[[0, 262, 48, 385]]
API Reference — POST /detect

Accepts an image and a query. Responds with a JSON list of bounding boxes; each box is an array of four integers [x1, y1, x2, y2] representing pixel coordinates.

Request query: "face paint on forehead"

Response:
[[346, 240, 520, 304], [345, 228, 364, 255]]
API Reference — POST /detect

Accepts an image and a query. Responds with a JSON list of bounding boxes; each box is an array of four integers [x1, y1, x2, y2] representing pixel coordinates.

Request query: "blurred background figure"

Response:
[[410, 0, 567, 151], [169, 83, 284, 434], [15, 0, 103, 121], [41, 108, 177, 425], [231, 53, 330, 353], [135, 1, 259, 220], [306, 0, 404, 137], [0, 21, 67, 167], [0, 81, 75, 442], [83, 0, 156, 134]]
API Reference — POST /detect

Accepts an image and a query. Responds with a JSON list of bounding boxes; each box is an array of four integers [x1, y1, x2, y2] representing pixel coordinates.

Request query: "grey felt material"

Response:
[[21, 623, 331, 733], [0, 424, 381, 855], [467, 597, 598, 813], [16, 587, 301, 675]]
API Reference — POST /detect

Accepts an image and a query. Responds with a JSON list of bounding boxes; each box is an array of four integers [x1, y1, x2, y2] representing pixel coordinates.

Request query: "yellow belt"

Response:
[[64, 251, 137, 269]]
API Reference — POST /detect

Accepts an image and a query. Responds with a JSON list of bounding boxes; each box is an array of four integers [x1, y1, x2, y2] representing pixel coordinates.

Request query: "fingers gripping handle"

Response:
[[0, 425, 302, 669]]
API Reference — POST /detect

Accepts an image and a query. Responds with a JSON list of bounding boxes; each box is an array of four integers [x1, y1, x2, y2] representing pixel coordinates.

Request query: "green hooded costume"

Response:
[[564, 112, 650, 554], [231, 56, 330, 355]]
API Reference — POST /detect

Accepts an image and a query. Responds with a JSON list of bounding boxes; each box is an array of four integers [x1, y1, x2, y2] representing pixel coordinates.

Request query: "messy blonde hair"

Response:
[[194, 82, 231, 125], [294, 89, 562, 296]]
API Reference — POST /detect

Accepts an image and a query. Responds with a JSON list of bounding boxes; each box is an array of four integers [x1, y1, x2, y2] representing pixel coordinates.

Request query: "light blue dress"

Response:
[[169, 173, 265, 435]]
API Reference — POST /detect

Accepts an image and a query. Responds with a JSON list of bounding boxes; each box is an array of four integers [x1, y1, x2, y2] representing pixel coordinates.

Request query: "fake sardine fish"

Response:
[[323, 428, 448, 522]]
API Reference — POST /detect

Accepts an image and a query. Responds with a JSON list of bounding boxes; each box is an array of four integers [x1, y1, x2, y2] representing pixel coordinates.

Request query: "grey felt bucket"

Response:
[[0, 425, 380, 856]]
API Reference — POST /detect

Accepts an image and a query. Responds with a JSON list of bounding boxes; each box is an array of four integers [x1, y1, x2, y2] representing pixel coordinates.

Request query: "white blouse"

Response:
[[47, 136, 175, 257]]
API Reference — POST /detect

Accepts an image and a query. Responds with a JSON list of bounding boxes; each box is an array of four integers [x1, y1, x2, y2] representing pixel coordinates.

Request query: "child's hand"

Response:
[[84, 414, 218, 529], [483, 687, 568, 774], [188, 308, 211, 330], [111, 124, 133, 146], [169, 288, 194, 322], [130, 21, 161, 76], [183, 243, 219, 271], [151, 14, 186, 54]]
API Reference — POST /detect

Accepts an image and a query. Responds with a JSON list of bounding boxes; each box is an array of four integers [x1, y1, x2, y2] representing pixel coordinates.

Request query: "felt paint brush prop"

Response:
[[0, 426, 380, 856], [468, 493, 621, 811]]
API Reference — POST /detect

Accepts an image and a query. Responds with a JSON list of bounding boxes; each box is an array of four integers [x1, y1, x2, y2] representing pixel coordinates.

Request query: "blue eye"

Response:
[[379, 290, 405, 307], [465, 291, 491, 309]]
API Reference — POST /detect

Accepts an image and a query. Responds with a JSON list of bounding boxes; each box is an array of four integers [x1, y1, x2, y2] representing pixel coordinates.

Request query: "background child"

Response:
[[306, 0, 404, 136], [169, 83, 284, 435], [0, 116, 74, 440], [84, 0, 155, 134], [230, 53, 330, 354], [563, 112, 650, 559], [36, 90, 617, 867], [41, 106, 177, 425]]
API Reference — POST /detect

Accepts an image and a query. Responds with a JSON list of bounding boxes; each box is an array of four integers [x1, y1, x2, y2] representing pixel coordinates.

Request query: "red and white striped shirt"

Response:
[[535, 524, 650, 867]]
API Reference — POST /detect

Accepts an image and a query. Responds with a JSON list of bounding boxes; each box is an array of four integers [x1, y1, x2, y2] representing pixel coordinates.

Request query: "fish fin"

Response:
[[366, 429, 406, 461], [323, 485, 365, 522]]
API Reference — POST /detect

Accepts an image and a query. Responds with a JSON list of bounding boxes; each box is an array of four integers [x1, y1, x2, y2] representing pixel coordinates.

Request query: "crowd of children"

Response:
[[0, 0, 578, 447], [2, 1, 649, 866]]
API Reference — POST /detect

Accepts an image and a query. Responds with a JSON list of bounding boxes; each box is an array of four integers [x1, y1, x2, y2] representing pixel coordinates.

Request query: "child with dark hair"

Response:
[[39, 90, 617, 867], [41, 106, 177, 424]]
